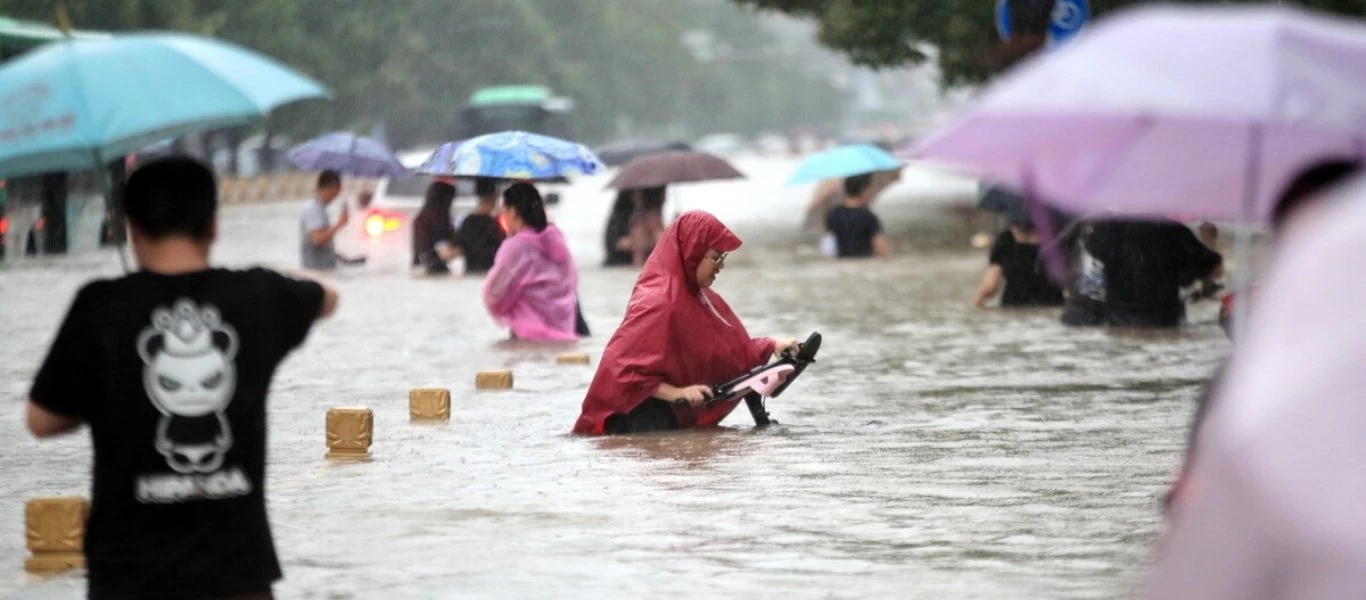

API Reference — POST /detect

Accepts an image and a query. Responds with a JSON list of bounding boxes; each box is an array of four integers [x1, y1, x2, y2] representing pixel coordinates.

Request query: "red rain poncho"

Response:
[[573, 211, 776, 435]]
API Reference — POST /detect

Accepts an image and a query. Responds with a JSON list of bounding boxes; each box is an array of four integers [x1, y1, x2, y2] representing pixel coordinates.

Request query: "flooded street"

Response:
[[1, 157, 1227, 599]]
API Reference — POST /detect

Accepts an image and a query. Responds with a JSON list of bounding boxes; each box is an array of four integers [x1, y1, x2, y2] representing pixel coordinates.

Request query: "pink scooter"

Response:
[[703, 332, 822, 427]]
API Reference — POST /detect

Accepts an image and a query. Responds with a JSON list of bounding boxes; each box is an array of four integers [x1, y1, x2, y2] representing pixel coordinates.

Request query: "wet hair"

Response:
[[641, 186, 666, 210], [124, 156, 217, 241], [418, 181, 456, 218], [474, 176, 498, 198], [317, 169, 341, 190], [1273, 160, 1360, 230], [843, 173, 872, 198], [503, 182, 548, 232]]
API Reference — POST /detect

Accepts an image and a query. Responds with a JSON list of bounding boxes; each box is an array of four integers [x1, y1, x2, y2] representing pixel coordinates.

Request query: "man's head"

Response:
[[475, 177, 498, 203], [843, 173, 873, 202], [124, 156, 218, 251], [1273, 160, 1361, 233], [316, 170, 342, 204]]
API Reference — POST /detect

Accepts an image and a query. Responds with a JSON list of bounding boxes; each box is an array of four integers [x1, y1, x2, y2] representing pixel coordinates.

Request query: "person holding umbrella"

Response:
[[299, 170, 364, 271], [826, 173, 891, 258]]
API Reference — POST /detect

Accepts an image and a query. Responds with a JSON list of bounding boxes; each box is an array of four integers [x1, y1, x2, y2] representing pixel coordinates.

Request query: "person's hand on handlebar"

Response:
[[656, 383, 714, 408], [772, 338, 800, 359]]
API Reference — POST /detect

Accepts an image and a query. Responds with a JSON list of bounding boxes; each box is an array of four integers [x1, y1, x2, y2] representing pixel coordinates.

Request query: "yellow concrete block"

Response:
[[409, 388, 451, 421], [475, 370, 514, 390], [556, 353, 591, 365], [325, 407, 373, 459], [24, 497, 87, 573]]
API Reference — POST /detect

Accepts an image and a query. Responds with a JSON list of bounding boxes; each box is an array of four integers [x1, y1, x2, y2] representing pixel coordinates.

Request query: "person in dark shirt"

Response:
[[1087, 218, 1222, 328], [603, 190, 635, 267], [456, 177, 506, 275], [411, 181, 459, 275], [825, 173, 890, 259], [972, 219, 1064, 308], [25, 156, 339, 600]]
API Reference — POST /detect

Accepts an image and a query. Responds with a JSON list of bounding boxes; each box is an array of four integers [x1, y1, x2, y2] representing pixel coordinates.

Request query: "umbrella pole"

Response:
[[1231, 124, 1262, 339], [96, 150, 131, 273]]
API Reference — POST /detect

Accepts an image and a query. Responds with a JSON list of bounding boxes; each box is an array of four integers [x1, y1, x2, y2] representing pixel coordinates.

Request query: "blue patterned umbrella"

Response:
[[287, 131, 407, 178], [417, 131, 602, 180]]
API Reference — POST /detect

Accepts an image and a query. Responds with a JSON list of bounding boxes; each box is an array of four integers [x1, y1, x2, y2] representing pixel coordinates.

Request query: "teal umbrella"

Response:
[[0, 32, 328, 178], [787, 144, 903, 185]]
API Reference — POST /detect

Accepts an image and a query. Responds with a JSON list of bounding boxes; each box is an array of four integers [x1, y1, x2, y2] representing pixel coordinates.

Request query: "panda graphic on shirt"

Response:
[[136, 299, 238, 475]]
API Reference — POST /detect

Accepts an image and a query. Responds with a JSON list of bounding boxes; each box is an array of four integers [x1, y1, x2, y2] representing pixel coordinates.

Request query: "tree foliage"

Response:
[[0, 0, 846, 147], [732, 0, 1366, 85]]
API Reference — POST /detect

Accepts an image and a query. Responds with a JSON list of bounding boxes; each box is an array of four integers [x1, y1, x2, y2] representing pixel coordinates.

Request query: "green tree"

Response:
[[0, 0, 848, 149], [732, 0, 1366, 85]]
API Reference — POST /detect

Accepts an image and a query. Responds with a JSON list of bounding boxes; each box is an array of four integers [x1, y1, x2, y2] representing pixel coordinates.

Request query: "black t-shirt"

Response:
[[412, 210, 458, 274], [29, 268, 324, 599], [1088, 219, 1222, 327], [457, 213, 505, 274], [826, 205, 882, 258], [989, 230, 1064, 307]]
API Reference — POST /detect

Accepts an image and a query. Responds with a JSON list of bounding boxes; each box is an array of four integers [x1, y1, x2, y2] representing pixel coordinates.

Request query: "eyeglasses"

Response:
[[707, 252, 728, 265]]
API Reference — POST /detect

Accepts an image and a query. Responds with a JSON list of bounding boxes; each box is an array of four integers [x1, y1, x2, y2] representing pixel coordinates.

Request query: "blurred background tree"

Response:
[[732, 0, 1366, 85]]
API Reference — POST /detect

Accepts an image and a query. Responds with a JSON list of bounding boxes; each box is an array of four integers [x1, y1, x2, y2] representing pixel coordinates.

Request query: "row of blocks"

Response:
[[218, 173, 381, 205], [23, 356, 592, 573]]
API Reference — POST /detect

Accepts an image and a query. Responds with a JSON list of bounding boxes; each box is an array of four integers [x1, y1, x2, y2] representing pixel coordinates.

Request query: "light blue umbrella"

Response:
[[0, 32, 328, 178], [287, 131, 407, 178], [787, 144, 903, 185], [419, 131, 603, 180]]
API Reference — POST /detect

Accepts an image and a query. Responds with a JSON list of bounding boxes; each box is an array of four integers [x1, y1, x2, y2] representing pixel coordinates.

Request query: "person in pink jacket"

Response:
[[483, 182, 583, 341]]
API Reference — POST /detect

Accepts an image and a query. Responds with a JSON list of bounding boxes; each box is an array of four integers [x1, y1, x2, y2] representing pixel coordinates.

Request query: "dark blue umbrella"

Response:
[[287, 131, 407, 178]]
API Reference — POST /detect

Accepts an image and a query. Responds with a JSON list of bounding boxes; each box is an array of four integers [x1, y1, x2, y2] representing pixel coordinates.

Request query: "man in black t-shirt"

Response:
[[26, 157, 339, 600], [825, 173, 890, 259], [456, 177, 507, 275], [1087, 218, 1221, 328]]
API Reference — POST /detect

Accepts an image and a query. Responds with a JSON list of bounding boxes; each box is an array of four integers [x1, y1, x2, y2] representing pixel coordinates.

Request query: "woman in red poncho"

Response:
[[574, 211, 797, 435]]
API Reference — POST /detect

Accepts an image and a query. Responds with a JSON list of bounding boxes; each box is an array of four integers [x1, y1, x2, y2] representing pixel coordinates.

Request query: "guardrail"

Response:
[[217, 173, 380, 205]]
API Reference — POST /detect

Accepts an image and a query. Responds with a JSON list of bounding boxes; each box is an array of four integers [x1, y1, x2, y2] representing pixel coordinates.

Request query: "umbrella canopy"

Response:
[[417, 130, 602, 181], [911, 4, 1366, 223], [0, 32, 327, 179], [287, 131, 407, 178], [605, 151, 744, 190], [788, 144, 903, 185], [595, 138, 693, 167]]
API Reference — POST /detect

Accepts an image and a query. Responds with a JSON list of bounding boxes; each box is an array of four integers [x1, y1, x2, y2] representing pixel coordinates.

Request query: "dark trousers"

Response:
[[604, 398, 679, 435]]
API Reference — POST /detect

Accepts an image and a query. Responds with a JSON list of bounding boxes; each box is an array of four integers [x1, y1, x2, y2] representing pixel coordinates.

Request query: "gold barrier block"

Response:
[[24, 497, 88, 573], [409, 388, 451, 421], [475, 370, 514, 390], [326, 407, 373, 459], [556, 353, 591, 365]]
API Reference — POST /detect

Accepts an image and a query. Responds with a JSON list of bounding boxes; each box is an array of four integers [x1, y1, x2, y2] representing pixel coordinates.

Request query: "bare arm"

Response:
[[26, 401, 81, 438], [973, 265, 1005, 308], [308, 206, 349, 247], [873, 234, 891, 257], [653, 382, 712, 406]]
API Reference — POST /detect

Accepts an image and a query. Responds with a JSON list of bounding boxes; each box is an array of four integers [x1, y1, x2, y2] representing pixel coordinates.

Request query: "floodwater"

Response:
[[0, 157, 1227, 599]]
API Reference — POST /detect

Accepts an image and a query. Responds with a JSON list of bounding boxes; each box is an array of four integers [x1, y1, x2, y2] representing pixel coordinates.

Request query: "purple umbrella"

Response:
[[286, 131, 408, 178], [911, 4, 1366, 223]]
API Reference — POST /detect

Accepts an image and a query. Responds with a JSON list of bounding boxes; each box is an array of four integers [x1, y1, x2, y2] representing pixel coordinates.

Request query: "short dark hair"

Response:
[[503, 182, 548, 232], [1272, 160, 1360, 230], [843, 173, 872, 198], [317, 169, 341, 190], [474, 177, 498, 198], [124, 156, 217, 240]]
